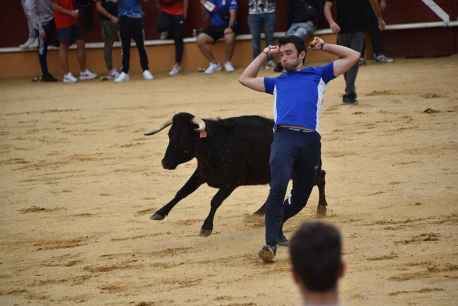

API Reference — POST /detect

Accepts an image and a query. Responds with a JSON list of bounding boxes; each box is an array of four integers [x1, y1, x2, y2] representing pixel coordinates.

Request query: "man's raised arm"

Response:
[[239, 45, 279, 92]]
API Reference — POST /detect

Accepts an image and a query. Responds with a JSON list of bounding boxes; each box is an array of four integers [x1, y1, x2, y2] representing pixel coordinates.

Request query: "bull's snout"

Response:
[[162, 158, 177, 170]]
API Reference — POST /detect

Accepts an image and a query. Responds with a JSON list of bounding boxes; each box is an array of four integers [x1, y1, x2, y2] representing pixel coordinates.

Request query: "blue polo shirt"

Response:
[[208, 0, 238, 28], [118, 0, 143, 18], [264, 63, 335, 131]]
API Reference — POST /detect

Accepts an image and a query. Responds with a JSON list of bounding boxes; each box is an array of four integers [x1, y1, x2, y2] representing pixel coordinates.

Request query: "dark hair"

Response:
[[277, 36, 306, 54], [289, 221, 342, 292]]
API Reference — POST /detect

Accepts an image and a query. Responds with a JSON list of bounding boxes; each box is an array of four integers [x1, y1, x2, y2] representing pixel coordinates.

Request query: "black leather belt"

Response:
[[276, 125, 315, 133]]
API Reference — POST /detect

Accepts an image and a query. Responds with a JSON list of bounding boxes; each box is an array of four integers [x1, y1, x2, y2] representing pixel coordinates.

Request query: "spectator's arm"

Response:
[[95, 0, 118, 23], [368, 0, 386, 30], [324, 1, 340, 33], [52, 1, 78, 17], [183, 0, 189, 19], [310, 37, 360, 77]]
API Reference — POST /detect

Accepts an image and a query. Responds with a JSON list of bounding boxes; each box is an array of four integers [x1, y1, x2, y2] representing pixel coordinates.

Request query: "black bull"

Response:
[[144, 112, 327, 236]]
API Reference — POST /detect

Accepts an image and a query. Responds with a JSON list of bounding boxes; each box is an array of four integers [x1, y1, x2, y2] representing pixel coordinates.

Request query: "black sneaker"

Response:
[[41, 73, 58, 82], [258, 245, 276, 263], [342, 93, 357, 104]]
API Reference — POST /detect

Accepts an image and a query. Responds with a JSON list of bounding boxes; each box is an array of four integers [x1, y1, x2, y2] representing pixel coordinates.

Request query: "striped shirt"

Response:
[[248, 0, 276, 14], [30, 0, 54, 34]]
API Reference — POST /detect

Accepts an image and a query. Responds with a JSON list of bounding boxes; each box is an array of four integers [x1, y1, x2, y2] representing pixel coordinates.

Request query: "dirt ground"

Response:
[[0, 55, 457, 306]]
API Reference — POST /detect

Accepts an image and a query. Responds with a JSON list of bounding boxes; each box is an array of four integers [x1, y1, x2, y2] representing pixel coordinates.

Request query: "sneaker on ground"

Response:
[[28, 38, 39, 49], [358, 57, 367, 66], [374, 54, 394, 63], [143, 70, 154, 80], [169, 64, 181, 77], [41, 73, 58, 82], [108, 69, 120, 79], [80, 69, 97, 80], [223, 61, 235, 72], [342, 93, 357, 104], [204, 63, 221, 75], [258, 245, 276, 263], [114, 72, 130, 82], [63, 72, 78, 83]]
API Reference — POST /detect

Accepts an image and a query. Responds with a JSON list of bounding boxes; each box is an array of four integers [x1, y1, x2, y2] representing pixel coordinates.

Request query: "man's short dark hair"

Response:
[[277, 36, 306, 54], [289, 221, 342, 292]]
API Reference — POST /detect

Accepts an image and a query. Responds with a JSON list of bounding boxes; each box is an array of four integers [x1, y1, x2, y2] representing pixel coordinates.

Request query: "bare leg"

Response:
[[76, 39, 87, 72], [197, 33, 216, 63], [59, 43, 70, 74], [224, 32, 235, 63]]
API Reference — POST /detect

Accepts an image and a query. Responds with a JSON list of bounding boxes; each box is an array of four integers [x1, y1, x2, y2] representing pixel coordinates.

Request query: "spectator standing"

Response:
[[156, 0, 189, 76], [53, 0, 98, 83], [95, 0, 121, 79], [115, 0, 154, 82], [20, 0, 39, 49], [196, 0, 238, 74], [247, 0, 276, 61], [324, 0, 386, 103]]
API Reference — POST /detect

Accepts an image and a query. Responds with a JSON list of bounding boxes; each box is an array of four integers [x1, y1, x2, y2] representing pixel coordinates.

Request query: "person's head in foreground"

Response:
[[289, 221, 345, 306]]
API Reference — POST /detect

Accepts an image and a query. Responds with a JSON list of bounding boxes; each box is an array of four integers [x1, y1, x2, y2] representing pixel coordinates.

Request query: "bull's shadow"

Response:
[[144, 112, 327, 236]]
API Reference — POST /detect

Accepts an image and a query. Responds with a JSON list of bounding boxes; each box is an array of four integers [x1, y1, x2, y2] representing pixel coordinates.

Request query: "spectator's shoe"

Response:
[[359, 57, 367, 66], [63, 72, 78, 83], [80, 69, 97, 80], [204, 63, 221, 75], [278, 232, 289, 247], [160, 32, 168, 40], [223, 61, 235, 72], [258, 245, 276, 263], [28, 38, 39, 49], [41, 73, 58, 82], [374, 54, 394, 63], [169, 64, 181, 77], [342, 93, 357, 104], [108, 69, 120, 80], [114, 72, 130, 82], [19, 38, 37, 49], [143, 70, 155, 80]]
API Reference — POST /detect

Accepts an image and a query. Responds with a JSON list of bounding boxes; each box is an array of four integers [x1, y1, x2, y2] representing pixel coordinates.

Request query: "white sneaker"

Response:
[[63, 72, 78, 83], [19, 38, 37, 49], [143, 70, 154, 80], [108, 69, 120, 80], [80, 69, 97, 80], [28, 38, 39, 49], [169, 64, 181, 77], [114, 72, 130, 82], [204, 63, 221, 75], [223, 61, 235, 72]]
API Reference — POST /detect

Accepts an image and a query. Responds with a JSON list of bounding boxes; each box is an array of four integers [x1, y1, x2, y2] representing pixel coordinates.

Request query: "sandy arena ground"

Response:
[[0, 55, 457, 306]]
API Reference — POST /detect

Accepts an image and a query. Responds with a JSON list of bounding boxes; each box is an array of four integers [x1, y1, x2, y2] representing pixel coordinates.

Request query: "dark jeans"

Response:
[[119, 16, 149, 73], [337, 32, 365, 95], [247, 13, 276, 59], [38, 19, 57, 76], [100, 19, 119, 71], [158, 12, 185, 64], [265, 128, 321, 247], [367, 8, 383, 56]]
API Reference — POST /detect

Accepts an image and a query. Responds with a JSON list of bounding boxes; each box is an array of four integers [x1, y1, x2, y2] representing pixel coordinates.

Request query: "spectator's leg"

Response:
[[38, 33, 49, 76], [131, 18, 149, 71], [344, 32, 365, 96], [119, 16, 132, 73], [197, 33, 217, 63], [101, 20, 114, 72], [337, 33, 356, 97], [248, 14, 262, 59], [59, 43, 70, 75], [264, 13, 276, 49], [76, 39, 87, 72], [223, 31, 236, 63], [172, 15, 185, 65], [368, 8, 383, 56]]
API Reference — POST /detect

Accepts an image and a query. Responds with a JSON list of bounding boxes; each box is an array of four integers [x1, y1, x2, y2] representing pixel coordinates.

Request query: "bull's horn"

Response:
[[192, 116, 206, 131], [144, 119, 172, 136]]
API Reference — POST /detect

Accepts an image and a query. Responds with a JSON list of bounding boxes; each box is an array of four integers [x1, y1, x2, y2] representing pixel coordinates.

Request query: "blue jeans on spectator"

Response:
[[248, 13, 276, 59]]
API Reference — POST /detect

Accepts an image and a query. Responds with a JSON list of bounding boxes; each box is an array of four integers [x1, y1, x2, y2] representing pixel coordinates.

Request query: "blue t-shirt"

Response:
[[264, 63, 335, 131], [118, 0, 143, 18], [208, 0, 238, 28]]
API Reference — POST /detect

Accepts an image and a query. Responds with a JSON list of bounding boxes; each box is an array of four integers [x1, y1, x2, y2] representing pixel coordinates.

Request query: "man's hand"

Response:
[[263, 45, 280, 57], [330, 21, 341, 33], [378, 17, 386, 31], [309, 37, 325, 50], [70, 9, 79, 18]]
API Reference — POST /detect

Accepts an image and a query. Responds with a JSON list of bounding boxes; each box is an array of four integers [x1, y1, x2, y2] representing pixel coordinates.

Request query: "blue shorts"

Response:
[[57, 25, 81, 46]]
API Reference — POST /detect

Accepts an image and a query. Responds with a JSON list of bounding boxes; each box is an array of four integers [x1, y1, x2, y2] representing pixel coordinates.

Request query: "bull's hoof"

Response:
[[150, 212, 165, 220], [316, 205, 327, 217], [200, 228, 212, 237]]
